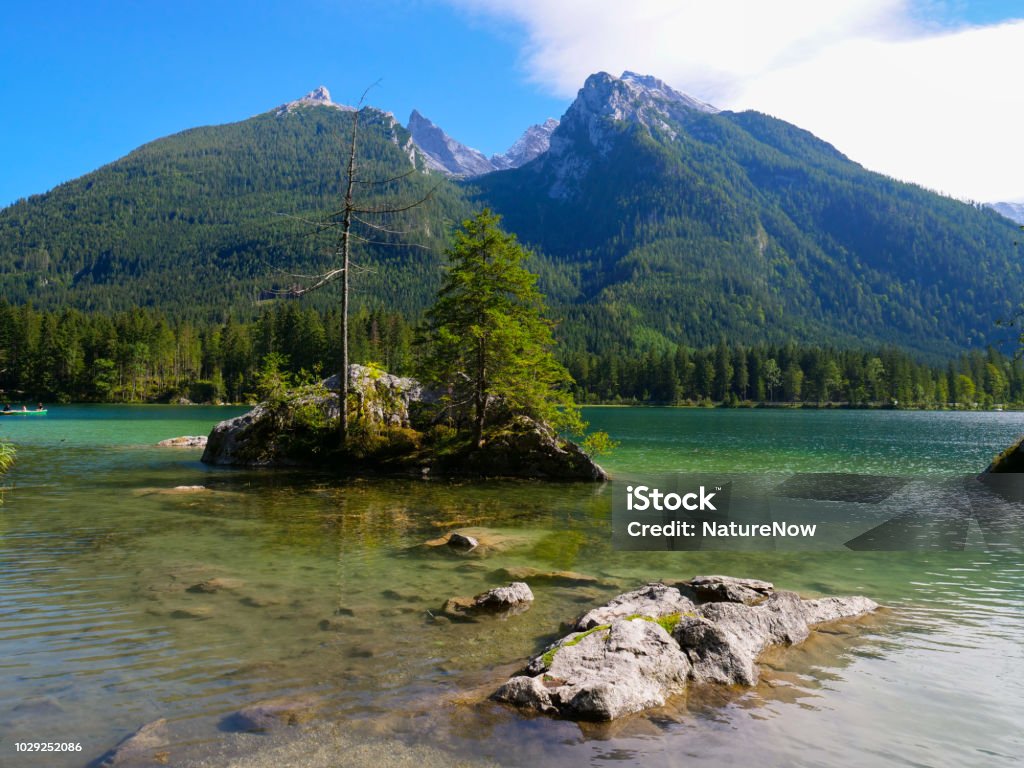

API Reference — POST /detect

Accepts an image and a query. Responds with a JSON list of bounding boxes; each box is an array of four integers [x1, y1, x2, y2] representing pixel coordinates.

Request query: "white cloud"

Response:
[[450, 0, 1024, 201]]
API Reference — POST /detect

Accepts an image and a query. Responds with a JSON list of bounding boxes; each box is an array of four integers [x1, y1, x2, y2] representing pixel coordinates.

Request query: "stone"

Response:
[[226, 695, 321, 733], [675, 591, 877, 686], [318, 615, 352, 631], [985, 435, 1024, 473], [443, 582, 534, 620], [495, 577, 879, 721], [91, 718, 169, 766], [441, 596, 477, 620], [680, 575, 774, 605], [494, 618, 691, 721], [156, 435, 207, 447], [426, 528, 531, 553], [473, 582, 534, 610], [459, 415, 608, 481], [495, 566, 601, 586], [168, 606, 214, 620], [574, 582, 695, 631], [202, 365, 432, 467], [185, 577, 245, 594], [238, 595, 282, 608], [447, 532, 479, 551], [323, 365, 429, 429], [801, 596, 879, 624]]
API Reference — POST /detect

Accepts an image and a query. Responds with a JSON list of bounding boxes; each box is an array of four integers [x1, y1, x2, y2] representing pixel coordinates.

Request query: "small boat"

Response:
[[0, 409, 47, 416]]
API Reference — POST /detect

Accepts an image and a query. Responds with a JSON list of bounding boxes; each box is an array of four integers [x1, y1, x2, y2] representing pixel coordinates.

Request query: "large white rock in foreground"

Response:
[[493, 575, 877, 721]]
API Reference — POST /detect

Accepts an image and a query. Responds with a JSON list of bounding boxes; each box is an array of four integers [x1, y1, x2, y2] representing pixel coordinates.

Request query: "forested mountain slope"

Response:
[[473, 72, 1022, 357]]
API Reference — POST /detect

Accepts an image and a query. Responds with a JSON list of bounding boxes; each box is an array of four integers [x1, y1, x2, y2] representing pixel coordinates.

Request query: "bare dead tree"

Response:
[[270, 84, 433, 446]]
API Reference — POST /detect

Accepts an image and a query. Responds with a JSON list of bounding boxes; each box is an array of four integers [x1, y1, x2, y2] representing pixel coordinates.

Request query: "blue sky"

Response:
[[1, 1, 1022, 206], [0, 1, 565, 206]]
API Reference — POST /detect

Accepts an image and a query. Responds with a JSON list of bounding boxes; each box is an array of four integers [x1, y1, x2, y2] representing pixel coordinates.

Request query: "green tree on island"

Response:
[[421, 210, 598, 450]]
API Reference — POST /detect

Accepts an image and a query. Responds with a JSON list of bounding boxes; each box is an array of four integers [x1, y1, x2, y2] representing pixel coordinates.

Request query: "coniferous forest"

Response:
[[3, 87, 1024, 411], [1, 299, 1019, 409]]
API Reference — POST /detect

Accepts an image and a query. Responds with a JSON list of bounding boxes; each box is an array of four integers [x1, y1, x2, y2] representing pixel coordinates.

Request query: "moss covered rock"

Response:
[[985, 435, 1024, 473], [452, 415, 608, 481]]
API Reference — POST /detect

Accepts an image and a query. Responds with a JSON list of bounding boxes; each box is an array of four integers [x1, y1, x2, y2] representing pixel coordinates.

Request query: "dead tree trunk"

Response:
[[339, 108, 359, 445], [269, 83, 435, 454]]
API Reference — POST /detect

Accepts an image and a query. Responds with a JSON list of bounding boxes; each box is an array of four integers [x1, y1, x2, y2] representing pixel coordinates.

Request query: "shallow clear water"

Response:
[[1, 406, 1022, 767]]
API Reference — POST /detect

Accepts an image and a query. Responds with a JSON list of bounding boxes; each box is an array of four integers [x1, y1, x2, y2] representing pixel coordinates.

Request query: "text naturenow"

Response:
[[626, 521, 818, 538]]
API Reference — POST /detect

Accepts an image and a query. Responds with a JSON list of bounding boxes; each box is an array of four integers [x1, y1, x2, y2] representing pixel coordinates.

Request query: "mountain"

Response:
[[491, 118, 559, 170], [473, 71, 1023, 356], [987, 201, 1024, 225], [406, 109, 495, 177], [1, 74, 1021, 359], [407, 112, 559, 176], [0, 90, 473, 317]]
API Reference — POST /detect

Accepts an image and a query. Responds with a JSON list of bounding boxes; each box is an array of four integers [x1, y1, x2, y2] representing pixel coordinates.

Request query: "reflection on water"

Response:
[[1, 407, 1023, 766]]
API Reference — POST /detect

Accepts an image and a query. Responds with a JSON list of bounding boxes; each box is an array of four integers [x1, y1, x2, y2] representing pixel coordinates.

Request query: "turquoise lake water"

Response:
[[0, 406, 1022, 767]]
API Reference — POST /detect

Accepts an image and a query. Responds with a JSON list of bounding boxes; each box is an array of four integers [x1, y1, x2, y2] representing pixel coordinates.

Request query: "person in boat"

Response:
[[36, 402, 44, 411], [2, 404, 10, 413], [21, 405, 28, 411]]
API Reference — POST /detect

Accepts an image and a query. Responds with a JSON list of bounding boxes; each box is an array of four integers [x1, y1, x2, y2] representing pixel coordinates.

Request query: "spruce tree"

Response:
[[422, 210, 583, 448]]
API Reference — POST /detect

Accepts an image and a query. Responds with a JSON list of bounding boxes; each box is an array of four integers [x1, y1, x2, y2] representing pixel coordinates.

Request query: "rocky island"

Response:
[[201, 364, 607, 481]]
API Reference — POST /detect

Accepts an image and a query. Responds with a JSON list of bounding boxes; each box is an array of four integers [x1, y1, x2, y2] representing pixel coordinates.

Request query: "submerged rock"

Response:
[[495, 566, 603, 586], [226, 694, 322, 732], [90, 718, 169, 767], [167, 606, 215, 620], [157, 435, 207, 448], [494, 576, 878, 721], [133, 485, 210, 496], [186, 577, 245, 594], [11, 695, 65, 719]]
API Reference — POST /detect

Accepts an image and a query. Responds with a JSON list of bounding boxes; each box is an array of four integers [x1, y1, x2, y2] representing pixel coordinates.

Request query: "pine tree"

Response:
[[421, 210, 583, 448]]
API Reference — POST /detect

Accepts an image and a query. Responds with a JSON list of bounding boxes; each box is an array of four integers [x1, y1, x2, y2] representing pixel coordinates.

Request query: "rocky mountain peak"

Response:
[[619, 71, 717, 113], [304, 86, 332, 104], [276, 86, 355, 115], [566, 71, 717, 132], [406, 110, 495, 177], [541, 71, 719, 198], [491, 118, 560, 170]]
